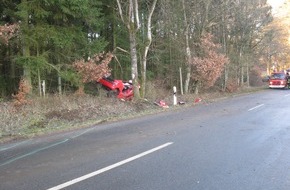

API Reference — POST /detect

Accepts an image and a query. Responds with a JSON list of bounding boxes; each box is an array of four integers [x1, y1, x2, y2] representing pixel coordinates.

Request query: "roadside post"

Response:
[[42, 80, 46, 97], [173, 86, 177, 106]]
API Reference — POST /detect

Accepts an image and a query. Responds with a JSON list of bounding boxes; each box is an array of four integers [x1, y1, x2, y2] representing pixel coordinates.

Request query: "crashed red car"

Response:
[[269, 72, 288, 89], [98, 77, 135, 100]]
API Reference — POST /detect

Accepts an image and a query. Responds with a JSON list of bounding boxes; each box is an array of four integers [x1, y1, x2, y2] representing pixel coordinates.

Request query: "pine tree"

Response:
[[0, 0, 107, 96]]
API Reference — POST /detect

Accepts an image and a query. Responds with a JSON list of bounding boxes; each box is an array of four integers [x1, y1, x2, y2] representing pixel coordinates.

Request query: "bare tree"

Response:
[[227, 0, 272, 87], [140, 0, 158, 98], [116, 0, 158, 99], [182, 0, 192, 94], [116, 0, 141, 99]]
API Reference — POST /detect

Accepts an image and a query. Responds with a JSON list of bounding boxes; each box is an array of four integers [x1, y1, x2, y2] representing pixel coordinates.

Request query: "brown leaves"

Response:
[[73, 52, 113, 84], [191, 33, 229, 88], [12, 78, 31, 107], [0, 24, 19, 45]]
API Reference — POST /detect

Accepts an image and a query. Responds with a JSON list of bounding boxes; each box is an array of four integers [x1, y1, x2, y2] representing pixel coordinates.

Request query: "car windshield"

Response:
[[270, 73, 286, 80]]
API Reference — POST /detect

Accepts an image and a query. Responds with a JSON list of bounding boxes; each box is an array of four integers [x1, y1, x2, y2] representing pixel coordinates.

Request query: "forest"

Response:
[[0, 0, 287, 101]]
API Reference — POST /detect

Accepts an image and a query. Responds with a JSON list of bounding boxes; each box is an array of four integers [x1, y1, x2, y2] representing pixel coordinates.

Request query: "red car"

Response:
[[269, 72, 288, 89], [98, 77, 135, 100]]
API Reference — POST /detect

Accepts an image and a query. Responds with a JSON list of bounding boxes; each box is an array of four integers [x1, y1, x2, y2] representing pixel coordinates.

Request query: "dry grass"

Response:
[[0, 85, 266, 142], [0, 94, 158, 141]]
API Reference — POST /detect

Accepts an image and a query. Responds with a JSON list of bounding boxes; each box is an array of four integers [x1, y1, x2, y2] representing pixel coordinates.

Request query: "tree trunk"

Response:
[[221, 4, 228, 91], [116, 0, 141, 99], [21, 0, 32, 94], [129, 30, 140, 99], [246, 56, 250, 87], [58, 75, 62, 95], [38, 68, 41, 96], [140, 0, 157, 98], [182, 0, 191, 94], [22, 45, 32, 94], [9, 46, 16, 94]]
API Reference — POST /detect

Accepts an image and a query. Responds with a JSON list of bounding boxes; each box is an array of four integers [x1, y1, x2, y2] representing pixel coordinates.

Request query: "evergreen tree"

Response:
[[0, 0, 107, 96]]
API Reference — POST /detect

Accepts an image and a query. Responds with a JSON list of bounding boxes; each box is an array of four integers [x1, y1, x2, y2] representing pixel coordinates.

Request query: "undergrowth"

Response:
[[0, 86, 266, 142], [0, 94, 158, 141]]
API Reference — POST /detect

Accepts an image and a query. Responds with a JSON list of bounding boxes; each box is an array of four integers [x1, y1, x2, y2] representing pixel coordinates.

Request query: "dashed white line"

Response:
[[47, 142, 173, 190], [248, 104, 265, 111]]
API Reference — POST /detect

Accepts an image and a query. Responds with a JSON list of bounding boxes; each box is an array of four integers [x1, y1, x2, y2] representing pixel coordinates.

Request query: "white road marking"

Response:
[[0, 139, 31, 152], [0, 139, 69, 167], [248, 104, 265, 111], [285, 94, 290, 97], [0, 129, 93, 167], [71, 128, 94, 139], [47, 142, 174, 190]]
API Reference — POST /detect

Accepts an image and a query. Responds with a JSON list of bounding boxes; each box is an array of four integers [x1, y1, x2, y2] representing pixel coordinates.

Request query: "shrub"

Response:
[[12, 78, 31, 107]]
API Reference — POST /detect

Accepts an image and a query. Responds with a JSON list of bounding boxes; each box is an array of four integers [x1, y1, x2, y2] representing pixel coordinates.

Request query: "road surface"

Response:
[[1, 89, 290, 190]]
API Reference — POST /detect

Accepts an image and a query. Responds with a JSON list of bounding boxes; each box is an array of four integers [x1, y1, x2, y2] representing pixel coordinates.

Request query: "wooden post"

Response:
[[58, 75, 62, 95], [179, 67, 184, 95]]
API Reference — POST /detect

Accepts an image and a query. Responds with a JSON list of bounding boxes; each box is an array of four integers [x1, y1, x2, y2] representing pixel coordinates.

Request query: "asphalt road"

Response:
[[1, 89, 290, 190]]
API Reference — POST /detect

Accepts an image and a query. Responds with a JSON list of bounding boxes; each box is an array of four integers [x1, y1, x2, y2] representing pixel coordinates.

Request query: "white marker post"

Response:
[[42, 80, 46, 97], [173, 86, 177, 106]]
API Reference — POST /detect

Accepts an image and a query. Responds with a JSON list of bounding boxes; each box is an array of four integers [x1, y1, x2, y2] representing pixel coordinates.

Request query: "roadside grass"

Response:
[[0, 94, 160, 142], [0, 85, 267, 143]]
